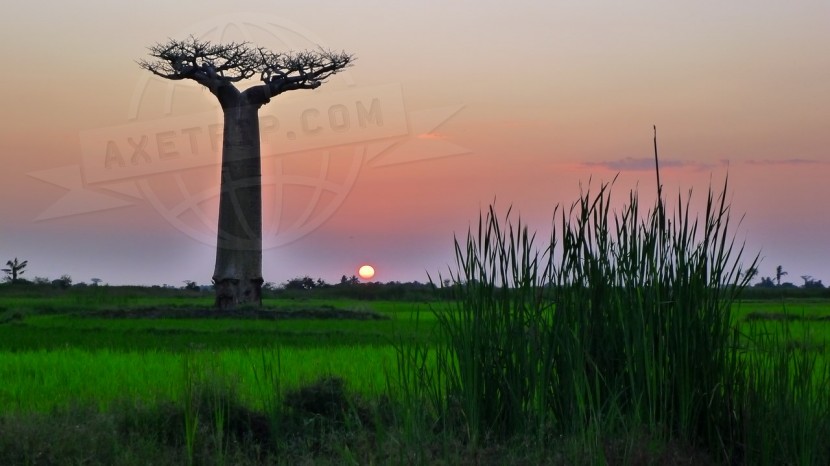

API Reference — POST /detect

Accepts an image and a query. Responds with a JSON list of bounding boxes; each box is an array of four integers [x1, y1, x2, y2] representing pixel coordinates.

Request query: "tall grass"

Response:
[[423, 176, 761, 459]]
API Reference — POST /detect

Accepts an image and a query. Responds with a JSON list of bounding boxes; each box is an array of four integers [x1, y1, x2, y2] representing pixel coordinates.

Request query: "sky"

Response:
[[1, 1, 828, 287]]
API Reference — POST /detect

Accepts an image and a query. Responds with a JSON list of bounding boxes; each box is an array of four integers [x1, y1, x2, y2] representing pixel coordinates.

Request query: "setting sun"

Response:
[[358, 265, 375, 280]]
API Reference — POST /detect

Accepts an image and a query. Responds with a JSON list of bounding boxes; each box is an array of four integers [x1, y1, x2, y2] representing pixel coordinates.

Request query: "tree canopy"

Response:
[[138, 36, 354, 105]]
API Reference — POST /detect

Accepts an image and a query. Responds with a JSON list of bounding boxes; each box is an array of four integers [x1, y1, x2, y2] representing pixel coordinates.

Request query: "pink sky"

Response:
[[1, 1, 828, 286]]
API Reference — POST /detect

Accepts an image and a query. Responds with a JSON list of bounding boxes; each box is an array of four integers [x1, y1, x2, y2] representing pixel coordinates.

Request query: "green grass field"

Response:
[[2, 294, 830, 464], [0, 289, 451, 464], [733, 299, 830, 351], [3, 291, 829, 416], [0, 293, 442, 347], [0, 291, 448, 420], [0, 346, 401, 414]]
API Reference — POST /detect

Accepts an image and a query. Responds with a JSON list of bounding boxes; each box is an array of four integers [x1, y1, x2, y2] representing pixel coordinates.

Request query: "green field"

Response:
[[0, 292, 437, 414], [0, 288, 451, 464], [0, 301, 437, 351], [3, 293, 829, 412], [0, 347, 401, 413], [2, 286, 830, 465], [733, 299, 830, 350]]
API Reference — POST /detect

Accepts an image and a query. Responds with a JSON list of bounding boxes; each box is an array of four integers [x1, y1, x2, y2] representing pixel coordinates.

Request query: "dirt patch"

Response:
[[81, 306, 389, 320]]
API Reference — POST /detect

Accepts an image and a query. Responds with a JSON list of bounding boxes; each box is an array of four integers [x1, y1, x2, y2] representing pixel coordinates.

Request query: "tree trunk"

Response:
[[213, 100, 264, 309]]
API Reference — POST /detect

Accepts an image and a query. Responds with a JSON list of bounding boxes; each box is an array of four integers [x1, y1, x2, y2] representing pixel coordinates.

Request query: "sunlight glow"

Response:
[[358, 265, 375, 280]]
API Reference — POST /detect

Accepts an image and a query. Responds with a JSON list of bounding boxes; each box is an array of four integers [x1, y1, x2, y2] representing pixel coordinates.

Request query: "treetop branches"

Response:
[[138, 36, 354, 103]]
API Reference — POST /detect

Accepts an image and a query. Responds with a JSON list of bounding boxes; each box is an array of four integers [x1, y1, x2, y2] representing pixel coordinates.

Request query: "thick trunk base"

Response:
[[214, 277, 263, 309]]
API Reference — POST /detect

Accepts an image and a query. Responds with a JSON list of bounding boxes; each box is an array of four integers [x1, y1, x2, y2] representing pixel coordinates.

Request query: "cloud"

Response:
[[581, 157, 716, 172], [744, 158, 824, 166], [578, 157, 828, 173]]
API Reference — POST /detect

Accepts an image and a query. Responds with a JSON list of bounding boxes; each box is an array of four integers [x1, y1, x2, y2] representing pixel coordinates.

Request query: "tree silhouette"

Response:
[[801, 275, 825, 289], [775, 265, 788, 286], [755, 276, 775, 288], [285, 276, 317, 290], [140, 37, 353, 309], [52, 274, 72, 289], [337, 275, 360, 286], [2, 258, 28, 283]]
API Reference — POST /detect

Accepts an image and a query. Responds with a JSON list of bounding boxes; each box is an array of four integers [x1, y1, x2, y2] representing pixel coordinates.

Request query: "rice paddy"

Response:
[[3, 287, 830, 465], [0, 294, 435, 415], [0, 346, 400, 414]]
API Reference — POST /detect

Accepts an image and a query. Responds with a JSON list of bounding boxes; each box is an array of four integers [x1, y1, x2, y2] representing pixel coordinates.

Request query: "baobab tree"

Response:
[[140, 37, 353, 309]]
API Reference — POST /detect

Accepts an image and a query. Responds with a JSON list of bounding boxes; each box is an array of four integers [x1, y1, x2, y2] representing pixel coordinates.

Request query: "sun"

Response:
[[358, 264, 375, 280]]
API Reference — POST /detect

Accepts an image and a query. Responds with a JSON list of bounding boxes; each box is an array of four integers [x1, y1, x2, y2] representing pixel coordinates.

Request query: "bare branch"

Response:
[[258, 48, 354, 98], [139, 36, 354, 104], [138, 36, 260, 92]]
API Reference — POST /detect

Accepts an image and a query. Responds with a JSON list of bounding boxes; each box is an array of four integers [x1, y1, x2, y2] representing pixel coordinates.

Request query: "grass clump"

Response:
[[417, 176, 766, 462]]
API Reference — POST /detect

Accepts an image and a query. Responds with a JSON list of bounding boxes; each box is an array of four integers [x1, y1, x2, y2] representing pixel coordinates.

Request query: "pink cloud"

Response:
[[744, 158, 824, 166], [581, 157, 715, 172]]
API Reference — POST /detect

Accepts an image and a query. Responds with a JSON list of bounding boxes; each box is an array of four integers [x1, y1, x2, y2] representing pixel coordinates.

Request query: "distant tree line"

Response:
[[4, 257, 828, 301], [741, 264, 829, 299], [751, 265, 824, 289], [266, 275, 440, 301], [0, 260, 443, 301]]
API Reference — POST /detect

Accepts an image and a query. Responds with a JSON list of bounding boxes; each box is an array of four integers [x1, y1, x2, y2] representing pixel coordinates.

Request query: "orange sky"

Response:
[[1, 1, 828, 286]]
